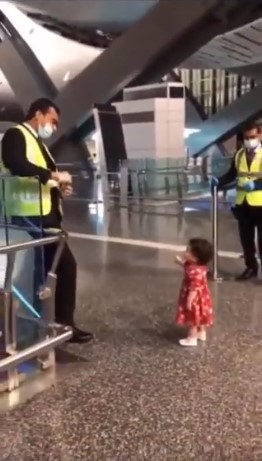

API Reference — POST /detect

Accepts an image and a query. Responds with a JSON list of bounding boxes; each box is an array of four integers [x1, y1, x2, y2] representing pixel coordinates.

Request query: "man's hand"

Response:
[[60, 184, 73, 198], [241, 180, 255, 192], [58, 171, 72, 184], [52, 171, 72, 185]]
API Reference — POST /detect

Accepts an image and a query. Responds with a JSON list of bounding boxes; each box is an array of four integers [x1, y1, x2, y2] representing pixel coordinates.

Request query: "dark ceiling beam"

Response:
[[51, 0, 262, 149], [54, 0, 224, 144], [130, 1, 262, 87]]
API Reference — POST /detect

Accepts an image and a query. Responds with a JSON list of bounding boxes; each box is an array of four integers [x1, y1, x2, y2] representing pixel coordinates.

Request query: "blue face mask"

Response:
[[38, 123, 53, 139]]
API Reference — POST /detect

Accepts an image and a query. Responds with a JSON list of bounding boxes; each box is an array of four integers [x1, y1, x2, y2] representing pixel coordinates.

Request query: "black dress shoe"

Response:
[[68, 327, 94, 343], [235, 267, 258, 281]]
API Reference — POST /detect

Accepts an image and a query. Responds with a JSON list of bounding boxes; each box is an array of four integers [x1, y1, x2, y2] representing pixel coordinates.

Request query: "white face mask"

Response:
[[244, 138, 259, 150], [38, 122, 53, 139]]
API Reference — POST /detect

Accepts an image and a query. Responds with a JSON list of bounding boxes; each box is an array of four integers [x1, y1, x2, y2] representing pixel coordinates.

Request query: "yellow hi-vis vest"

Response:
[[235, 146, 262, 206], [1, 124, 58, 217]]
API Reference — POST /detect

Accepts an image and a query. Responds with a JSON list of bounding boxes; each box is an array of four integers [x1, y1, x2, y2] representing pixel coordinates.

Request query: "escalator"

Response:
[[187, 86, 262, 156]]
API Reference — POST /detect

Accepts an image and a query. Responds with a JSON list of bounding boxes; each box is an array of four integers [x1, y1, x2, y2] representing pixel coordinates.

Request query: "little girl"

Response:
[[175, 238, 213, 347]]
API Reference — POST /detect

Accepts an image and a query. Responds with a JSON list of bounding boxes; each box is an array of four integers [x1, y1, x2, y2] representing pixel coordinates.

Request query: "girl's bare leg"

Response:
[[197, 326, 207, 342], [179, 326, 198, 347]]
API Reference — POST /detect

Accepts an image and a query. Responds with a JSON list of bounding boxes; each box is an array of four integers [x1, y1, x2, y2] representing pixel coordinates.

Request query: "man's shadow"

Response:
[[55, 348, 89, 364]]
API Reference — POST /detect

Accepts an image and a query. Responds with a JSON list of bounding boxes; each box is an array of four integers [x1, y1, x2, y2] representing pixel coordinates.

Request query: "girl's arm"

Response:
[[174, 255, 184, 267], [186, 266, 203, 310], [186, 290, 198, 311]]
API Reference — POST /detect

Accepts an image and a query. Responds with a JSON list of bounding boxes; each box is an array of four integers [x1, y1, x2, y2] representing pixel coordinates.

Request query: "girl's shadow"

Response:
[[140, 324, 187, 344]]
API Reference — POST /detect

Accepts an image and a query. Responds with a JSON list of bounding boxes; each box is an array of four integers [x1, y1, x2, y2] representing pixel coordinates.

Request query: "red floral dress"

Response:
[[175, 262, 213, 327]]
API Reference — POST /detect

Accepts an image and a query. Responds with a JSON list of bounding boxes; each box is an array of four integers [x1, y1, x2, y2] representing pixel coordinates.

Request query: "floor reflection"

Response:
[[64, 199, 241, 254]]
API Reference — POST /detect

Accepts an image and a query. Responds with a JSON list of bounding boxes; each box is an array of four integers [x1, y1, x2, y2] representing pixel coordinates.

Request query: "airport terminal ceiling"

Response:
[[1, 1, 262, 140], [11, 0, 158, 33]]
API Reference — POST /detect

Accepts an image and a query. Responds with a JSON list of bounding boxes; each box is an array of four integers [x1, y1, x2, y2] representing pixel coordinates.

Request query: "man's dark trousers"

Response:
[[12, 217, 76, 326], [235, 202, 262, 270]]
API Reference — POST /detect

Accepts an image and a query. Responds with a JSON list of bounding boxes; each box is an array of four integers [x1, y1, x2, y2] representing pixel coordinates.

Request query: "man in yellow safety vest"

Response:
[[211, 124, 262, 281], [1, 98, 93, 343]]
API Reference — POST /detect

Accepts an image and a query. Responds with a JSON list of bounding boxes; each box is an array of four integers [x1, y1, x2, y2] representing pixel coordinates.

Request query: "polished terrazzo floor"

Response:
[[1, 239, 262, 460], [64, 198, 241, 254]]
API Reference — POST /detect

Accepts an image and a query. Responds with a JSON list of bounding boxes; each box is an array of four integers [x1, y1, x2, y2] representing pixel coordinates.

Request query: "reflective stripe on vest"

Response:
[[235, 147, 262, 206], [1, 125, 56, 217]]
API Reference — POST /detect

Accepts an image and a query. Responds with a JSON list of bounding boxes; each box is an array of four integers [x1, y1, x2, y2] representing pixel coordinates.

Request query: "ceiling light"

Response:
[[63, 71, 70, 82], [184, 128, 200, 139]]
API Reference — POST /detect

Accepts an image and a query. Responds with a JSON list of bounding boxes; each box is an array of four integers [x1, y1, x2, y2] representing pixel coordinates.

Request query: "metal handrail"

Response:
[[0, 174, 41, 179], [137, 169, 188, 176], [210, 183, 237, 281], [0, 230, 68, 380], [0, 233, 65, 255], [0, 175, 71, 384], [0, 328, 72, 372], [0, 174, 24, 178]]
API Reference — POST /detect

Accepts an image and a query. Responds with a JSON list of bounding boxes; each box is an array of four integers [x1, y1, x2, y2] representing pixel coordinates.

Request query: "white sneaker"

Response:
[[179, 337, 197, 347], [197, 330, 207, 342]]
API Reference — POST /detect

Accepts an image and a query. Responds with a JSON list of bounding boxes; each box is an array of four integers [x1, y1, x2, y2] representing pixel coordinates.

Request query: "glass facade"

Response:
[[176, 69, 256, 117]]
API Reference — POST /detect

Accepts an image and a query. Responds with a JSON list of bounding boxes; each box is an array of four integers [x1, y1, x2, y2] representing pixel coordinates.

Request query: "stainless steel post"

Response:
[[254, 227, 261, 278], [4, 253, 19, 391], [38, 235, 66, 370], [164, 176, 170, 195], [176, 172, 183, 205], [50, 235, 66, 275], [100, 167, 110, 210], [120, 160, 128, 208], [211, 185, 220, 281]]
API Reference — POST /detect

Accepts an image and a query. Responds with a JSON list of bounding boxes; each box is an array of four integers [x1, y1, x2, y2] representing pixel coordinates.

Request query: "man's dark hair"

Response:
[[26, 98, 60, 120], [189, 238, 213, 265], [243, 124, 259, 133]]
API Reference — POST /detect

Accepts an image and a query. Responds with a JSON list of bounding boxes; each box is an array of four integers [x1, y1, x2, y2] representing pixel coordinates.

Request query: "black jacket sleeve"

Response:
[[218, 156, 237, 188], [1, 128, 51, 185]]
